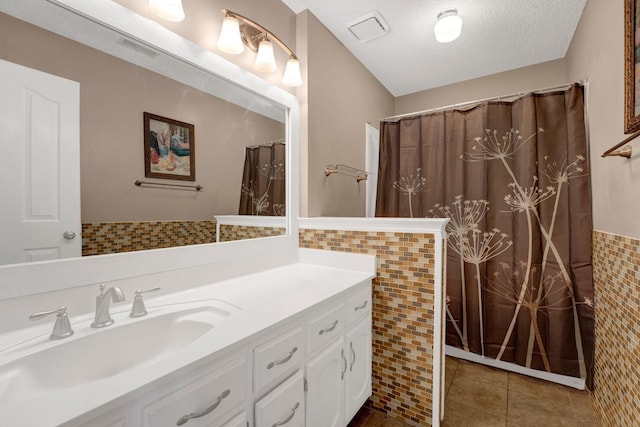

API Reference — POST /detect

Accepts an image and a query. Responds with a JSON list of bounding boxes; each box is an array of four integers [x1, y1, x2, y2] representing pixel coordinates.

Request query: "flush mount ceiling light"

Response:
[[216, 9, 303, 88], [148, 0, 185, 22], [434, 9, 463, 43]]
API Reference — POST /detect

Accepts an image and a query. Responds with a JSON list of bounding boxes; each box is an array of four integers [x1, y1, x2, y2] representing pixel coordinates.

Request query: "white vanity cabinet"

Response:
[[25, 263, 374, 427], [305, 284, 372, 427]]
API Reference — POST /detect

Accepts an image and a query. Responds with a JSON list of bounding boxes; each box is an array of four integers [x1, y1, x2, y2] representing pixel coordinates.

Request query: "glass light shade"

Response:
[[254, 40, 277, 73], [282, 58, 303, 87], [434, 11, 463, 43], [148, 0, 185, 22], [217, 16, 244, 54]]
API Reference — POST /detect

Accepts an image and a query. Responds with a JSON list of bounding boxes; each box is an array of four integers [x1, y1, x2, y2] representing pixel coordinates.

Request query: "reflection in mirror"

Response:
[[0, 9, 288, 267]]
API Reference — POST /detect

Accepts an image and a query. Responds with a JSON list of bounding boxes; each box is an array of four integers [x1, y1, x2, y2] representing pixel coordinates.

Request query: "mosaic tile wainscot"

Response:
[[299, 219, 446, 426], [591, 230, 640, 426]]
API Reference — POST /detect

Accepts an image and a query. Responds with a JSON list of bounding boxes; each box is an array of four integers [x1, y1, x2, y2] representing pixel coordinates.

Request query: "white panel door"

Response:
[[0, 59, 80, 264], [305, 337, 344, 427], [344, 319, 372, 423]]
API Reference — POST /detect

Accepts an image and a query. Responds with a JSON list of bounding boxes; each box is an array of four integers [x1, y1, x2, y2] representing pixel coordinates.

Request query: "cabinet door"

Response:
[[344, 319, 372, 423], [255, 370, 305, 427], [305, 337, 345, 427]]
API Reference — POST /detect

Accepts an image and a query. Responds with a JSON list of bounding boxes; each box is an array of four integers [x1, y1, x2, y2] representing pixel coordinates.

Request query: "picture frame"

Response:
[[143, 112, 195, 181], [625, 0, 640, 133]]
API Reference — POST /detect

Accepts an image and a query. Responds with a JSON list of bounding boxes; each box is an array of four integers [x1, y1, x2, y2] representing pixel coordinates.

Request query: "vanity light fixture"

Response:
[[148, 0, 185, 22], [434, 9, 463, 43], [217, 9, 303, 87]]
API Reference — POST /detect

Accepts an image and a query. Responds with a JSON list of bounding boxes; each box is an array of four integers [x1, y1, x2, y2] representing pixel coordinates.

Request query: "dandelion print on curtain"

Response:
[[238, 142, 286, 216], [376, 84, 595, 388]]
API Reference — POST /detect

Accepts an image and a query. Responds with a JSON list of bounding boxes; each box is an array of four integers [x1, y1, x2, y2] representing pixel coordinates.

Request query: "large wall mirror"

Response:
[[0, 0, 294, 269], [0, 0, 299, 300]]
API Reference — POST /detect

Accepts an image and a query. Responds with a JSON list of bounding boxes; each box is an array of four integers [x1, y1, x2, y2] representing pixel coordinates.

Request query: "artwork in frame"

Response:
[[144, 112, 195, 181], [625, 0, 640, 133]]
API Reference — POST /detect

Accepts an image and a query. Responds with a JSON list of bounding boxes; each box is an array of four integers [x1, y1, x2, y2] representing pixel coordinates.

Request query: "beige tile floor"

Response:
[[348, 356, 600, 427]]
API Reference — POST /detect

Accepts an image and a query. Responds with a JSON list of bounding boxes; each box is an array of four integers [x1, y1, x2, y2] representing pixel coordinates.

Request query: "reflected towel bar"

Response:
[[601, 130, 640, 158], [135, 179, 203, 191], [324, 164, 369, 182]]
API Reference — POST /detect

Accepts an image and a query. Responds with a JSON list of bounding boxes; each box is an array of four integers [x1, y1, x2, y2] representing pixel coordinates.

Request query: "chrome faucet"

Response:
[[91, 284, 125, 328]]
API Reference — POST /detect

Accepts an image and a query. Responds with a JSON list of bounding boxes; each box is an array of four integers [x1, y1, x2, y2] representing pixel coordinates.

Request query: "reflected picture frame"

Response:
[[143, 112, 196, 181], [624, 0, 640, 133]]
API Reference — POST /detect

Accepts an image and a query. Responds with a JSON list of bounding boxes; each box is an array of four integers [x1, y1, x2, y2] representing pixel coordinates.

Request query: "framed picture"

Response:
[[625, 0, 640, 133], [144, 112, 195, 181]]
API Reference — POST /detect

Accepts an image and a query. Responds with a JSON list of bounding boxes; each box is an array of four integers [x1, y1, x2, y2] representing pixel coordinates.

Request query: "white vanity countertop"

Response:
[[0, 250, 375, 426]]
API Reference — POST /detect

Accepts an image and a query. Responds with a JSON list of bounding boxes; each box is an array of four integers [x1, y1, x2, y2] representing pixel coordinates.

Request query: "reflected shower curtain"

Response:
[[376, 84, 594, 387], [238, 142, 286, 216]]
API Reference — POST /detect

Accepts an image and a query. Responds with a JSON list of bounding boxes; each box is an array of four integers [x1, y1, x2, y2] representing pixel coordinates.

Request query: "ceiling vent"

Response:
[[347, 11, 389, 42]]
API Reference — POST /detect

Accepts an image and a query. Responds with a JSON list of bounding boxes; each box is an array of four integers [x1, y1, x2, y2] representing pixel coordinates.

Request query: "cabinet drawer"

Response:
[[141, 358, 247, 427], [221, 412, 247, 427], [346, 287, 371, 326], [307, 303, 344, 355], [254, 327, 304, 391], [255, 371, 305, 427]]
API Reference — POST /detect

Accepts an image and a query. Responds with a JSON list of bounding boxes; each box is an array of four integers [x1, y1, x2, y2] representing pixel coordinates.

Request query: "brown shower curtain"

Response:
[[376, 84, 594, 387], [238, 142, 286, 216]]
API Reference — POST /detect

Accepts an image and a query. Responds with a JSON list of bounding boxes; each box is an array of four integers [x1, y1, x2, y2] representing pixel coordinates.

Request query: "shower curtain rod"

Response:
[[370, 80, 586, 124]]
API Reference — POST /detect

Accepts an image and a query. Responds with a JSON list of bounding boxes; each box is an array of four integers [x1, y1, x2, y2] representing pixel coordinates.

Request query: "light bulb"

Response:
[[254, 39, 277, 73], [148, 0, 185, 22], [282, 57, 302, 87], [217, 16, 244, 54], [434, 10, 463, 43]]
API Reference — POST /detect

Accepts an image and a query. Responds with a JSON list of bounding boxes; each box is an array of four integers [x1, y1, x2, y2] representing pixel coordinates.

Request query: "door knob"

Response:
[[63, 231, 76, 240]]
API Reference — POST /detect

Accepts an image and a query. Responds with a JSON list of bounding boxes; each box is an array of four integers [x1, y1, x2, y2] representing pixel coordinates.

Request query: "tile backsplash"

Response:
[[82, 220, 216, 256], [218, 224, 286, 242]]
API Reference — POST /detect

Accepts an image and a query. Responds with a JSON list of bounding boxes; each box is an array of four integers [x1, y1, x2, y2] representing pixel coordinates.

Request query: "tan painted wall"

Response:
[[394, 59, 568, 115], [0, 13, 284, 222], [115, 2, 394, 218], [566, 0, 634, 238], [297, 11, 394, 217], [565, 1, 639, 424]]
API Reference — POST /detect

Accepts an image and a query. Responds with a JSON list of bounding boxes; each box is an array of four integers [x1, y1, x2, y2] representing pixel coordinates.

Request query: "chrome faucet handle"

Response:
[[91, 285, 126, 328], [129, 287, 161, 318], [29, 305, 74, 340]]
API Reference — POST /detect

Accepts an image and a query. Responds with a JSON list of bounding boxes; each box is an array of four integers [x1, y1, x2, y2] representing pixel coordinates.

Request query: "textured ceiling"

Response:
[[281, 0, 587, 96]]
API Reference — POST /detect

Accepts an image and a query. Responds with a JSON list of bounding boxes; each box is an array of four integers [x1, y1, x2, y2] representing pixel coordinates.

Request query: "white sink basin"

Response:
[[0, 302, 233, 403]]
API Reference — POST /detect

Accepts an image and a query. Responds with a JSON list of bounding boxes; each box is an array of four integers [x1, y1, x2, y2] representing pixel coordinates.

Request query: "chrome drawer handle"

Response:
[[350, 342, 356, 371], [267, 346, 298, 369], [341, 348, 347, 380], [318, 320, 338, 335], [272, 402, 300, 427], [176, 389, 230, 425], [354, 301, 368, 311]]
